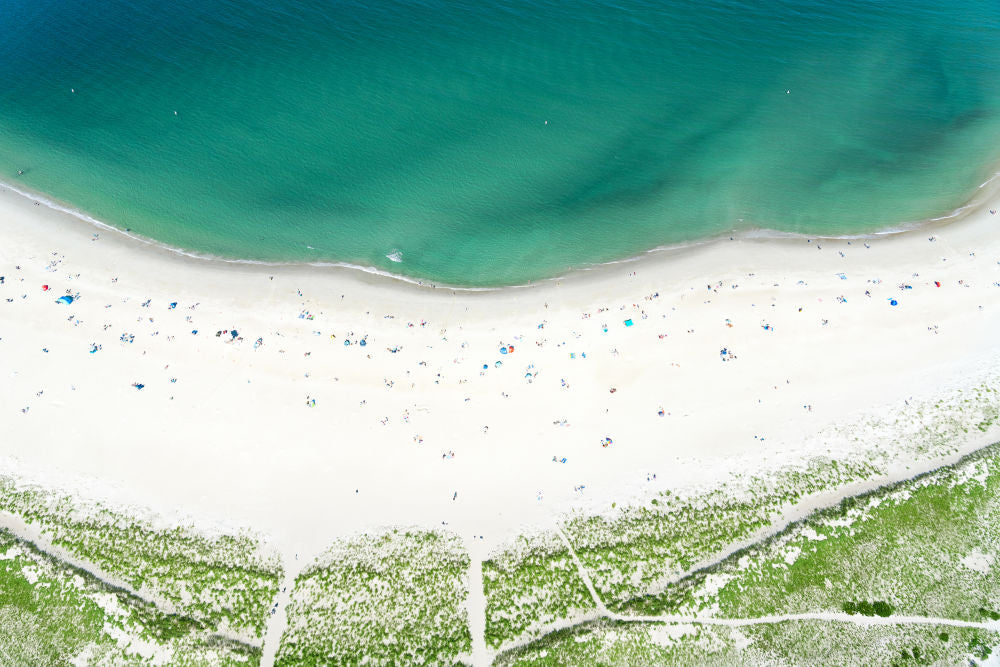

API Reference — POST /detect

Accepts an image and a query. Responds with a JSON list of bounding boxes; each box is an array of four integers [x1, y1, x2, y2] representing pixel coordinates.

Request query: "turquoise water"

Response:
[[1, 0, 999, 285]]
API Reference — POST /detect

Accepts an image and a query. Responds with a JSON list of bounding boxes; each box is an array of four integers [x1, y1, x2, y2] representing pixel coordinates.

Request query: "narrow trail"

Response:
[[554, 524, 608, 615], [260, 557, 302, 666], [466, 541, 490, 666]]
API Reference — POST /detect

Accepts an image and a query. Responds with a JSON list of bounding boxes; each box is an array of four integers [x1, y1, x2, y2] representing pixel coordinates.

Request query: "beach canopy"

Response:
[[56, 295, 74, 305], [624, 319, 633, 327]]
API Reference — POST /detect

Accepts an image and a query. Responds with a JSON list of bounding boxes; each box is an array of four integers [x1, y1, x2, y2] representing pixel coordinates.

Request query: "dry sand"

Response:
[[2, 175, 1000, 564]]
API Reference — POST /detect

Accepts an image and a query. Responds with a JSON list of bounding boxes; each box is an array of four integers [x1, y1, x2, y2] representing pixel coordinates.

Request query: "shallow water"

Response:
[[1, 0, 999, 285]]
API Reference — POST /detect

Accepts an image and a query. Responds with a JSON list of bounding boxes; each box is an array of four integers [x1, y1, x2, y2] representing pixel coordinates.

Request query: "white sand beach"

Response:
[[2, 176, 1000, 565]]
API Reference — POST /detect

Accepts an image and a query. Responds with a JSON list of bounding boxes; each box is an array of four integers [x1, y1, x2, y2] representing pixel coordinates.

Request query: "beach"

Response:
[[2, 175, 1000, 571]]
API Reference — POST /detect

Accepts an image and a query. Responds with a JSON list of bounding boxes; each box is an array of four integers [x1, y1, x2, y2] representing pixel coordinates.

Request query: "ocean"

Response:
[[1, 0, 999, 285]]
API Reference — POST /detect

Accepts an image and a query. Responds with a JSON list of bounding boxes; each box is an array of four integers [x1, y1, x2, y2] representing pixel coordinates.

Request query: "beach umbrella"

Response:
[[56, 295, 74, 305]]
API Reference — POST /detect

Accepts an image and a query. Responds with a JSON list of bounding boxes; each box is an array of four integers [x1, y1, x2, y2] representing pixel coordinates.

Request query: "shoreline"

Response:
[[2, 162, 999, 292], [2, 164, 1000, 565]]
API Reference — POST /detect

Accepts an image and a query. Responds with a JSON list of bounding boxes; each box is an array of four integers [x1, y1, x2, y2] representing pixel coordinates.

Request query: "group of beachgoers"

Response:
[[3, 221, 998, 526]]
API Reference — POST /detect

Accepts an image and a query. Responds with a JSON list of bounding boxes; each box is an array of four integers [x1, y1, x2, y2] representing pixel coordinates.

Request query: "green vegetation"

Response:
[[562, 456, 880, 609], [494, 620, 742, 666], [563, 382, 1000, 610], [842, 600, 894, 617], [496, 618, 1000, 666], [483, 530, 597, 650], [275, 528, 472, 666], [745, 622, 998, 666], [0, 526, 259, 665], [622, 445, 1000, 624], [496, 619, 1000, 666], [0, 479, 282, 641]]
